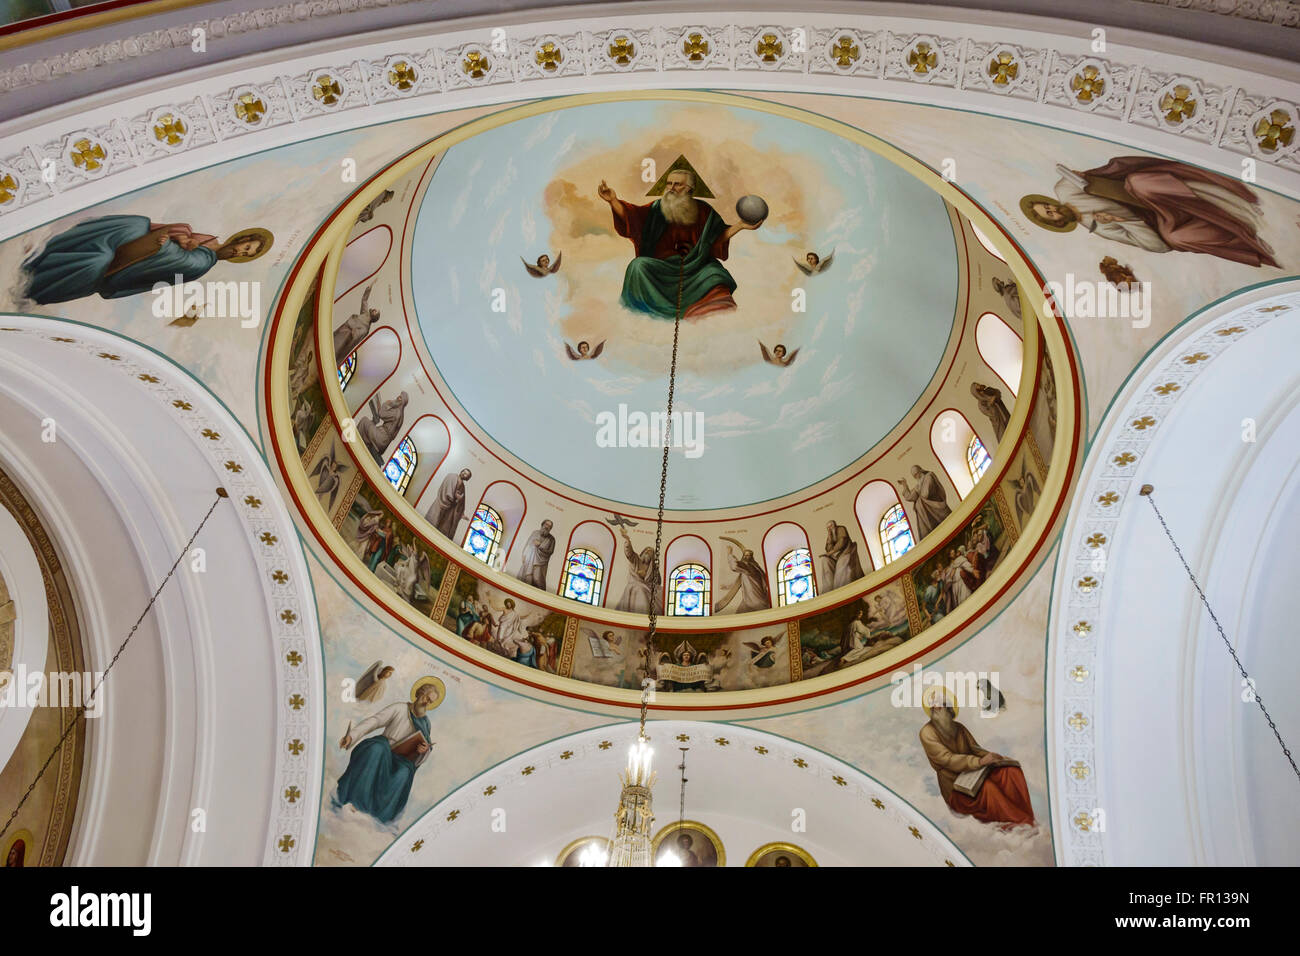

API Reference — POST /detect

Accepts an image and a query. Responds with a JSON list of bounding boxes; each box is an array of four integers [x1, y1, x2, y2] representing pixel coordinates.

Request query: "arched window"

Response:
[[383, 436, 416, 495], [776, 548, 816, 607], [464, 504, 504, 566], [668, 563, 710, 616], [337, 351, 357, 390], [879, 503, 915, 565], [967, 434, 992, 484], [561, 548, 604, 606]]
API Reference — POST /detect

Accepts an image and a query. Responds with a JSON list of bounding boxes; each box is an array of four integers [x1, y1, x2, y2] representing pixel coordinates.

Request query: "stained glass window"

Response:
[[463, 504, 504, 565], [337, 351, 357, 390], [561, 548, 604, 606], [879, 503, 915, 565], [776, 547, 816, 607], [967, 434, 992, 484], [668, 563, 710, 616], [382, 437, 417, 495]]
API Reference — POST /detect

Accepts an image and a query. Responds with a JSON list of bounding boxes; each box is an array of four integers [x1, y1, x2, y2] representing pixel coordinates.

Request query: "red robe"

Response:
[[920, 719, 1036, 828], [1082, 156, 1279, 268], [612, 200, 737, 317]]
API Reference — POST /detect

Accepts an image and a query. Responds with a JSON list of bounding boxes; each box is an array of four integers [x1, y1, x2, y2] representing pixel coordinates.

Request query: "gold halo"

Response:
[[744, 841, 818, 867], [223, 226, 274, 262], [554, 835, 609, 867], [651, 819, 726, 867], [1019, 194, 1077, 233], [921, 684, 958, 718], [410, 675, 446, 707], [3, 828, 34, 865]]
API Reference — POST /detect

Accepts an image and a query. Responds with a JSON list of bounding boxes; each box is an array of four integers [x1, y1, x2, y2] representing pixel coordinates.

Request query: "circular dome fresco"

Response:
[[408, 98, 960, 510], [266, 91, 1082, 714]]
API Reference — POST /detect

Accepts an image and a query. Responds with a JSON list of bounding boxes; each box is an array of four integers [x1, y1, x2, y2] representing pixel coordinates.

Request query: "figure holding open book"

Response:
[[918, 686, 1035, 829], [333, 676, 445, 825]]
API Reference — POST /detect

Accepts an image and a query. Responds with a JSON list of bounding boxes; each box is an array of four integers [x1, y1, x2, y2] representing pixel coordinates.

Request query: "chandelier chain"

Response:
[[1143, 491, 1298, 783], [644, 257, 686, 650], [0, 489, 227, 844]]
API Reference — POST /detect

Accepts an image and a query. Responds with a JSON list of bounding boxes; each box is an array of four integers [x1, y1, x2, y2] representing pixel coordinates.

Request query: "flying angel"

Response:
[[565, 340, 605, 360], [794, 250, 834, 275], [759, 342, 800, 367], [354, 661, 395, 704], [309, 442, 350, 511], [743, 633, 784, 669], [522, 252, 562, 277]]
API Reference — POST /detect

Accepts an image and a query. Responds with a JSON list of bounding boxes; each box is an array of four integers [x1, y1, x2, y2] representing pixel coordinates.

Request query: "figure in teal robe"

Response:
[[333, 706, 431, 825], [611, 200, 738, 319], [22, 215, 219, 305]]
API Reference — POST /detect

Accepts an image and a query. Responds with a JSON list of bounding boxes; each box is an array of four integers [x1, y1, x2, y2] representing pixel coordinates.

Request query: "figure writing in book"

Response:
[[918, 686, 1035, 829], [333, 676, 445, 825]]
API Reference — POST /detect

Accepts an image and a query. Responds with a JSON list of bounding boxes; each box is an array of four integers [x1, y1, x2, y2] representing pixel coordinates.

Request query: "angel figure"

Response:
[[522, 252, 562, 277], [759, 342, 799, 367], [392, 545, 432, 605], [794, 250, 833, 275], [309, 442, 349, 512], [565, 339, 605, 360], [354, 661, 395, 704], [582, 627, 622, 660], [743, 633, 784, 669], [1008, 457, 1042, 527]]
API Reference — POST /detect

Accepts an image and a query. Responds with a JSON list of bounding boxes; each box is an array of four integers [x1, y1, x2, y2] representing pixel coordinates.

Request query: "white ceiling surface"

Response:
[[0, 492, 49, 777], [0, 318, 322, 865], [1049, 286, 1300, 866], [378, 720, 967, 866]]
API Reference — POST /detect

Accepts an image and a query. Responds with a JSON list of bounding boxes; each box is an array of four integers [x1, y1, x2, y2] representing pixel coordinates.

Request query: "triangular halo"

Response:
[[645, 154, 715, 198]]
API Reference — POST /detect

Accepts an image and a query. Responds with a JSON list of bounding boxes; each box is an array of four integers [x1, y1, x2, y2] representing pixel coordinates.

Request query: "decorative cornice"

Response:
[[1, 11, 1298, 232]]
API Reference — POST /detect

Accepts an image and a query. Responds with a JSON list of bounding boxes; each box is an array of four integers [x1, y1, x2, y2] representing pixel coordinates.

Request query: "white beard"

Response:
[[660, 190, 699, 225]]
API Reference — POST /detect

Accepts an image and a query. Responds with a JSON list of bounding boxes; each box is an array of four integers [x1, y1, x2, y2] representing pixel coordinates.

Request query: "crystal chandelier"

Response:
[[605, 690, 658, 867]]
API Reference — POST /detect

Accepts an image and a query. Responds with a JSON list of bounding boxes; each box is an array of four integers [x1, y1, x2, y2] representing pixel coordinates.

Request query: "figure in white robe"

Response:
[[714, 542, 770, 613], [615, 526, 660, 613]]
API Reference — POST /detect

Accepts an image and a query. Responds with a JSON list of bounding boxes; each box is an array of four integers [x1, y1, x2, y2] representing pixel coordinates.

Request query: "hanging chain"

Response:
[[643, 255, 686, 651], [0, 489, 228, 844], [1142, 489, 1299, 783]]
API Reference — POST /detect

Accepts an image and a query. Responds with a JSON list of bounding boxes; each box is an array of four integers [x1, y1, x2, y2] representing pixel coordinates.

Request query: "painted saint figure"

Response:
[[22, 215, 271, 304], [598, 162, 762, 319], [334, 677, 444, 826], [897, 465, 952, 539], [516, 519, 556, 590], [714, 538, 770, 613], [971, 382, 1011, 443], [615, 523, 661, 613], [358, 390, 408, 465], [1021, 157, 1279, 268], [919, 687, 1035, 828], [333, 283, 380, 363], [426, 468, 471, 542], [820, 521, 865, 590]]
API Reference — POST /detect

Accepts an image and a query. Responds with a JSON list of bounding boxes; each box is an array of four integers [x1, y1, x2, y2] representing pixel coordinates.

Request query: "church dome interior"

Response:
[[0, 0, 1296, 902]]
